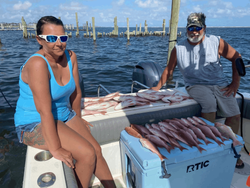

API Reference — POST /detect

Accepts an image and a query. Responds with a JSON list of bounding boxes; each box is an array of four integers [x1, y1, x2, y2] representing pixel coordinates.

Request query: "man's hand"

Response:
[[220, 81, 240, 97]]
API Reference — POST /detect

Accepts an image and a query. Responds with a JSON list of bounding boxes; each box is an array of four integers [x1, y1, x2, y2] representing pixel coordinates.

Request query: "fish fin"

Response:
[[162, 155, 168, 160], [197, 146, 206, 153], [233, 140, 243, 147], [198, 140, 204, 145], [179, 145, 188, 151], [216, 139, 225, 146], [221, 137, 229, 142], [164, 146, 172, 153], [205, 140, 213, 145]]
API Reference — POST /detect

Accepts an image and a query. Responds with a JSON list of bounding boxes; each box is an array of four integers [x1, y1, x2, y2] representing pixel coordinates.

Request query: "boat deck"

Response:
[[231, 149, 250, 188]]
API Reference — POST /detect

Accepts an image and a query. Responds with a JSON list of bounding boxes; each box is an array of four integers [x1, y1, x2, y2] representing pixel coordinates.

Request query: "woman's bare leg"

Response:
[[22, 121, 96, 188], [66, 116, 116, 188]]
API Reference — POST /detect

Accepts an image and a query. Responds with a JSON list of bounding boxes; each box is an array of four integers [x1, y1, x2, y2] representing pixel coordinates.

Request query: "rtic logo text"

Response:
[[186, 160, 209, 173]]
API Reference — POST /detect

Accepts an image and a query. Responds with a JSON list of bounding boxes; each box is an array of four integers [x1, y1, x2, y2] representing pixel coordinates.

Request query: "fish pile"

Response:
[[124, 116, 242, 160], [81, 89, 192, 116]]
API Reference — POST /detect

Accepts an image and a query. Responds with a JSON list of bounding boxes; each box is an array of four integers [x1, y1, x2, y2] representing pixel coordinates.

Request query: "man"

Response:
[[152, 12, 244, 169]]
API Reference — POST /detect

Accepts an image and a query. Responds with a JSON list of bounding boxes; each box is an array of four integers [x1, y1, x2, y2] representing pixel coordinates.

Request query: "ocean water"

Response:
[[0, 27, 250, 187]]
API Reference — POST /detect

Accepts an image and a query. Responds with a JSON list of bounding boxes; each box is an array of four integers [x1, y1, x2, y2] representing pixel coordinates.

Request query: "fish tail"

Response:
[[198, 140, 204, 145], [179, 145, 188, 151], [162, 155, 168, 160], [164, 146, 172, 153], [197, 146, 206, 153], [205, 139, 213, 145], [220, 136, 228, 142], [233, 140, 243, 147], [216, 139, 225, 146]]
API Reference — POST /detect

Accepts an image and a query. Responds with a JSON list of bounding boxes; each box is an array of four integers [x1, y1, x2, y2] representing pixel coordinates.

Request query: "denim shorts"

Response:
[[16, 110, 76, 143]]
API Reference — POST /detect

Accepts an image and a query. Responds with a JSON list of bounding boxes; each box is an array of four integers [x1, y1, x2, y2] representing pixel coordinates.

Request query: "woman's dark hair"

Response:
[[36, 16, 64, 49]]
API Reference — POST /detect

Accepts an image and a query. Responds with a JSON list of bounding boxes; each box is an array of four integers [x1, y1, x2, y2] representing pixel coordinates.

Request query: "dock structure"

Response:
[[167, 0, 180, 82], [84, 21, 89, 37], [144, 20, 149, 36], [162, 19, 166, 36], [126, 18, 130, 41], [111, 16, 118, 37], [153, 19, 166, 36], [97, 32, 102, 37], [137, 23, 143, 36], [21, 17, 28, 38], [75, 12, 79, 37], [92, 17, 96, 41], [5, 13, 175, 40]]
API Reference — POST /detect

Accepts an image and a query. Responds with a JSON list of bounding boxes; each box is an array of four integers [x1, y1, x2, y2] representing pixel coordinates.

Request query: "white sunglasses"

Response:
[[39, 35, 68, 43]]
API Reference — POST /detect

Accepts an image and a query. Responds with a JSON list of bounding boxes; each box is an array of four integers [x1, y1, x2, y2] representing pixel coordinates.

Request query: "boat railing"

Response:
[[97, 84, 111, 97], [131, 81, 150, 93]]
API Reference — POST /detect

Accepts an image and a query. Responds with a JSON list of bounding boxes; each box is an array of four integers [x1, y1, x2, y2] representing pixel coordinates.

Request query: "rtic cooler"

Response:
[[120, 120, 244, 188]]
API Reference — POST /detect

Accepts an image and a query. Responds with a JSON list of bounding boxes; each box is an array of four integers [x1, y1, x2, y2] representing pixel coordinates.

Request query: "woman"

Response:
[[14, 16, 116, 188]]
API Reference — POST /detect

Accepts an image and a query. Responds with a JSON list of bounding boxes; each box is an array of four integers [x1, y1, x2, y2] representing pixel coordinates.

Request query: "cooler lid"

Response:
[[120, 118, 244, 170]]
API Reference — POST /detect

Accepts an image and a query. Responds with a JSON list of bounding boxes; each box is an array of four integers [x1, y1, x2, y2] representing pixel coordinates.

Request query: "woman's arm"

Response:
[[27, 56, 74, 168], [69, 50, 82, 117]]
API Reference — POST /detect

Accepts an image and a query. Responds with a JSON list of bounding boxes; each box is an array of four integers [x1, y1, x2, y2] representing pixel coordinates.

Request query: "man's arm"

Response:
[[219, 38, 241, 97], [151, 47, 177, 91]]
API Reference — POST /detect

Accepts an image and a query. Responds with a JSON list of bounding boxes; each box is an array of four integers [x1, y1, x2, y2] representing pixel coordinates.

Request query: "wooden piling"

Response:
[[136, 24, 138, 36], [21, 17, 28, 38], [127, 18, 130, 41], [167, 0, 180, 80], [163, 19, 166, 36], [111, 16, 118, 36], [144, 20, 149, 35], [86, 21, 89, 36], [139, 23, 142, 36], [75, 12, 79, 37], [92, 17, 96, 41]]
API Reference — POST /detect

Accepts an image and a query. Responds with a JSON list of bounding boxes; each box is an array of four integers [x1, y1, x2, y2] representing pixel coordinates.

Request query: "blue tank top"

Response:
[[175, 34, 228, 87], [14, 50, 76, 127]]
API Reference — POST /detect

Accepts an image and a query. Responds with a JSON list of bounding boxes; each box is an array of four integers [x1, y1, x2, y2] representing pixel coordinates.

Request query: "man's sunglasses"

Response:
[[39, 35, 68, 43], [187, 26, 203, 32]]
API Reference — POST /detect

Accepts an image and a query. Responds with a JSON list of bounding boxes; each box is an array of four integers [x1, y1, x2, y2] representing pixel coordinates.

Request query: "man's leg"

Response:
[[201, 112, 216, 123], [225, 114, 240, 134], [225, 114, 243, 168], [186, 85, 217, 121]]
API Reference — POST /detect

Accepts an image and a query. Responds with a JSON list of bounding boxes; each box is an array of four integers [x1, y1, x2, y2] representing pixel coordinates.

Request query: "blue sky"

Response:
[[1, 0, 250, 27]]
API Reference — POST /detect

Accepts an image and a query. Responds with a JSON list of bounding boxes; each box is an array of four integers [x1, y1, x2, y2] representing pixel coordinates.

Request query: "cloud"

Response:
[[13, 1, 32, 10], [117, 0, 125, 6], [135, 0, 165, 8], [59, 2, 86, 11], [222, 2, 233, 9], [193, 5, 202, 12]]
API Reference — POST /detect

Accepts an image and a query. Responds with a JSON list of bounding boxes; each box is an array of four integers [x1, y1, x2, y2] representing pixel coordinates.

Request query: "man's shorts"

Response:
[[15, 110, 77, 143], [186, 85, 240, 117]]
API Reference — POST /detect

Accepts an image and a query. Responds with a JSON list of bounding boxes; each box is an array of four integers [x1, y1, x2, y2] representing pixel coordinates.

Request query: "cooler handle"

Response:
[[127, 172, 136, 188], [231, 143, 241, 159], [126, 154, 136, 188], [161, 160, 171, 178]]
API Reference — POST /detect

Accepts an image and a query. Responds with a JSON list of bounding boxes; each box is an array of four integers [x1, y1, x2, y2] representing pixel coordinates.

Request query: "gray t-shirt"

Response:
[[175, 34, 228, 87]]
